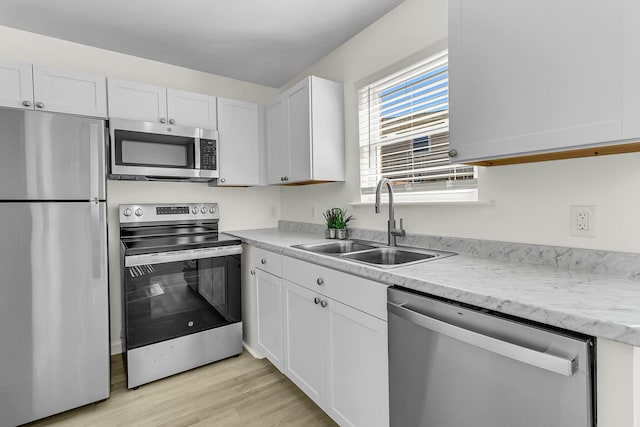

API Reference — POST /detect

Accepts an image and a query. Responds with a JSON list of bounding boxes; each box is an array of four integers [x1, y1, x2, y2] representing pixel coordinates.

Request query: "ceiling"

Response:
[[0, 0, 406, 88]]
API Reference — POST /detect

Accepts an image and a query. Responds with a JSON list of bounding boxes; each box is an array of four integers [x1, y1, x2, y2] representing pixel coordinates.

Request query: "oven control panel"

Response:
[[120, 203, 219, 224]]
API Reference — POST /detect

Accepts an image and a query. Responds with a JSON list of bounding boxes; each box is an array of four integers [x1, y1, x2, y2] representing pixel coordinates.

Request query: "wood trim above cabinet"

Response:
[[469, 141, 640, 167]]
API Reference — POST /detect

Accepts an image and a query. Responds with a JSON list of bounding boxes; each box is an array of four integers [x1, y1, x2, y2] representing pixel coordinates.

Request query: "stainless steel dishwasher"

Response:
[[388, 287, 595, 427]]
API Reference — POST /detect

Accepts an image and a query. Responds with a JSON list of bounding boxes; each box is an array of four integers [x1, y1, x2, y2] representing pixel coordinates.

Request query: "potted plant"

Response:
[[323, 208, 337, 238], [333, 208, 353, 240]]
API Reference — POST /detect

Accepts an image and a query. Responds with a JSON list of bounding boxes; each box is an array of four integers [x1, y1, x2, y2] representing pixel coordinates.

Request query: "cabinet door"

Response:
[[327, 301, 389, 427], [0, 60, 33, 110], [107, 78, 167, 123], [167, 88, 216, 129], [449, 0, 624, 162], [282, 280, 327, 407], [266, 97, 289, 184], [32, 66, 107, 118], [286, 79, 312, 183], [255, 269, 284, 371], [217, 97, 261, 186]]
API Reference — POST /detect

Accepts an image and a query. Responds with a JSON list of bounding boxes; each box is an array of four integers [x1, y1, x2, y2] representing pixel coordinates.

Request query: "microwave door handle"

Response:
[[194, 136, 201, 169]]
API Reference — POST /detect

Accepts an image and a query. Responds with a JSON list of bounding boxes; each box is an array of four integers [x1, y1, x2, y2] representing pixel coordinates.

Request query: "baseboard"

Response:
[[111, 340, 123, 356], [243, 342, 265, 359]]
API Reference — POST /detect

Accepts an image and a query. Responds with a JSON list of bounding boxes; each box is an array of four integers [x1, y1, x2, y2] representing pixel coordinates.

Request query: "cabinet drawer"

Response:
[[253, 247, 282, 277], [282, 256, 387, 321]]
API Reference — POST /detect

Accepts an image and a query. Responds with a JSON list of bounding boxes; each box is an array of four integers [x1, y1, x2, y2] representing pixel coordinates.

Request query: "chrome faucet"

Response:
[[375, 178, 406, 247]]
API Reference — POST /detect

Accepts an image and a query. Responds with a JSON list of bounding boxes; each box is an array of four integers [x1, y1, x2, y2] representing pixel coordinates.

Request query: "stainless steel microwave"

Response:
[[109, 118, 218, 182]]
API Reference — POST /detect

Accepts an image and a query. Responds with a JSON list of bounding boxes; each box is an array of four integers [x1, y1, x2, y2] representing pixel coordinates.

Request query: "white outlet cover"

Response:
[[570, 205, 596, 238]]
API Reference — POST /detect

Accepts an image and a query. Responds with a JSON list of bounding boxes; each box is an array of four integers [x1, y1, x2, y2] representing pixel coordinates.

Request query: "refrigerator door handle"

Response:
[[90, 201, 102, 279], [89, 123, 101, 201], [387, 301, 577, 376]]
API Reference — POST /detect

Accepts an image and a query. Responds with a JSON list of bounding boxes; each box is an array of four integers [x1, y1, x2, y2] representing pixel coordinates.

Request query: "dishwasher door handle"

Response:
[[388, 301, 577, 377]]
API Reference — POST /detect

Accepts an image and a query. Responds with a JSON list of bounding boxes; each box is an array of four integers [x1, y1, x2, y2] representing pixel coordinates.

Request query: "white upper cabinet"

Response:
[[266, 97, 289, 184], [448, 0, 640, 164], [216, 97, 261, 186], [0, 60, 107, 117], [0, 60, 34, 110], [167, 88, 216, 129], [107, 78, 216, 129], [106, 79, 166, 123], [266, 76, 344, 185], [32, 66, 107, 118]]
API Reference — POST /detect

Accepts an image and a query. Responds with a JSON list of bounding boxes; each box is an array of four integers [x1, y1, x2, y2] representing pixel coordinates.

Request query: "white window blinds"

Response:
[[358, 50, 477, 196]]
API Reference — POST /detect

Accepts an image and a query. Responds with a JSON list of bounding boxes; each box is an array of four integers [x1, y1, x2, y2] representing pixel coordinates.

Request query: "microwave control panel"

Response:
[[200, 139, 217, 170]]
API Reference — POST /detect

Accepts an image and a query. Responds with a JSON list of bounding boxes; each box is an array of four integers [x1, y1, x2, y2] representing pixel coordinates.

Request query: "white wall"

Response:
[[0, 25, 282, 353], [278, 0, 640, 254]]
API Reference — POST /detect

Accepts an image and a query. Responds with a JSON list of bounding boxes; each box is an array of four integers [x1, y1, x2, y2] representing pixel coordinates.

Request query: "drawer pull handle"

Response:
[[250, 269, 255, 275], [314, 297, 321, 305], [316, 277, 324, 286], [320, 300, 328, 308], [261, 259, 267, 265]]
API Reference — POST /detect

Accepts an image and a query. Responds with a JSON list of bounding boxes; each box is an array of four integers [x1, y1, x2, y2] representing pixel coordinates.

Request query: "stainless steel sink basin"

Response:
[[291, 239, 455, 268], [341, 247, 449, 267], [292, 240, 378, 254]]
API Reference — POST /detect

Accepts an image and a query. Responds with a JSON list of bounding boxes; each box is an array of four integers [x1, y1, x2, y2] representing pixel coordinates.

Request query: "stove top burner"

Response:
[[121, 232, 240, 256], [119, 203, 240, 255]]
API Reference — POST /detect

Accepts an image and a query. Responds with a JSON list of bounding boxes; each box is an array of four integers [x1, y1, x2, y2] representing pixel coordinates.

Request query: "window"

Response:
[[358, 50, 477, 201]]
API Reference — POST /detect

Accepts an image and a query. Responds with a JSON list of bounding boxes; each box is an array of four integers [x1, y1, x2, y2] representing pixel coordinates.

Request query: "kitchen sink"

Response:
[[292, 240, 378, 254], [341, 247, 438, 266], [291, 239, 455, 268]]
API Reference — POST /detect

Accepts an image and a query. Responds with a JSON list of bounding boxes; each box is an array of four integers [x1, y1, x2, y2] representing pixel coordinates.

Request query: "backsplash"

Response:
[[278, 220, 640, 280]]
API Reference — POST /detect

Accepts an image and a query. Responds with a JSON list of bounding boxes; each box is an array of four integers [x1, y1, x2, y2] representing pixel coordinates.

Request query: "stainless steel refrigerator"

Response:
[[0, 109, 110, 426]]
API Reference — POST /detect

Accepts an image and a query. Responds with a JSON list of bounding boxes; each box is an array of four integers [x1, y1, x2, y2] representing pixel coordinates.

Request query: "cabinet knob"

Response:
[[261, 258, 267, 265], [280, 177, 284, 182], [320, 300, 328, 308], [448, 149, 458, 158], [284, 176, 289, 181], [314, 297, 321, 305], [35, 101, 44, 109], [250, 269, 255, 275], [169, 118, 176, 124], [22, 100, 31, 107], [160, 118, 167, 124], [316, 278, 324, 286], [220, 178, 226, 183]]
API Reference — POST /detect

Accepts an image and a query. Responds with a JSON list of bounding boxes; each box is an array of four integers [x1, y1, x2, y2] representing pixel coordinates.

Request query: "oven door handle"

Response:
[[125, 245, 242, 267]]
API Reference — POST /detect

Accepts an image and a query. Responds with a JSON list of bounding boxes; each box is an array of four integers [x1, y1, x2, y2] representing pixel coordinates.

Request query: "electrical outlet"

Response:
[[311, 205, 317, 219], [570, 205, 596, 238], [270, 206, 278, 219]]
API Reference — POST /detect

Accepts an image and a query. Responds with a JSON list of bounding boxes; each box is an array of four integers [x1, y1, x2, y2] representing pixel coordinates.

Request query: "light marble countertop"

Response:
[[228, 227, 640, 347]]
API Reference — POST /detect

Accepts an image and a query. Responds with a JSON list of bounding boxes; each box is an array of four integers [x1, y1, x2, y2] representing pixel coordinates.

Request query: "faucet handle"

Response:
[[398, 218, 406, 236]]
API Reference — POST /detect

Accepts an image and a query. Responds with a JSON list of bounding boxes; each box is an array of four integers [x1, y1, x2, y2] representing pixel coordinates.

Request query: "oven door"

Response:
[[123, 246, 241, 351]]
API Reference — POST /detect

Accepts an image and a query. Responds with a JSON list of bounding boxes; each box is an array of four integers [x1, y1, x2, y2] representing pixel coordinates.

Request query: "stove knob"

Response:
[[201, 207, 207, 214], [192, 207, 198, 214], [209, 207, 216, 214], [135, 208, 143, 217], [123, 208, 132, 217]]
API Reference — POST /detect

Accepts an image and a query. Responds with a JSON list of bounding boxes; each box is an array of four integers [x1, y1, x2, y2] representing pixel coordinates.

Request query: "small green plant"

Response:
[[323, 208, 337, 229], [333, 208, 353, 230]]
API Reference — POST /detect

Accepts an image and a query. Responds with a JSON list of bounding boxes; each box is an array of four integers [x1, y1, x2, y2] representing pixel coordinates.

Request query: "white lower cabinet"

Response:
[[250, 246, 389, 426], [255, 268, 284, 372], [281, 257, 389, 427], [327, 299, 388, 427], [282, 280, 327, 404]]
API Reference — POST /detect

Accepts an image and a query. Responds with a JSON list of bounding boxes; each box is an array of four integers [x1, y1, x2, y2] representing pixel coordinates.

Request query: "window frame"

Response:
[[357, 46, 478, 203]]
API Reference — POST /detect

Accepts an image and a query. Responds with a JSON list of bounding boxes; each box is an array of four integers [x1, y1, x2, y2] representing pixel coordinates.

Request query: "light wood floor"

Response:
[[26, 351, 337, 427]]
